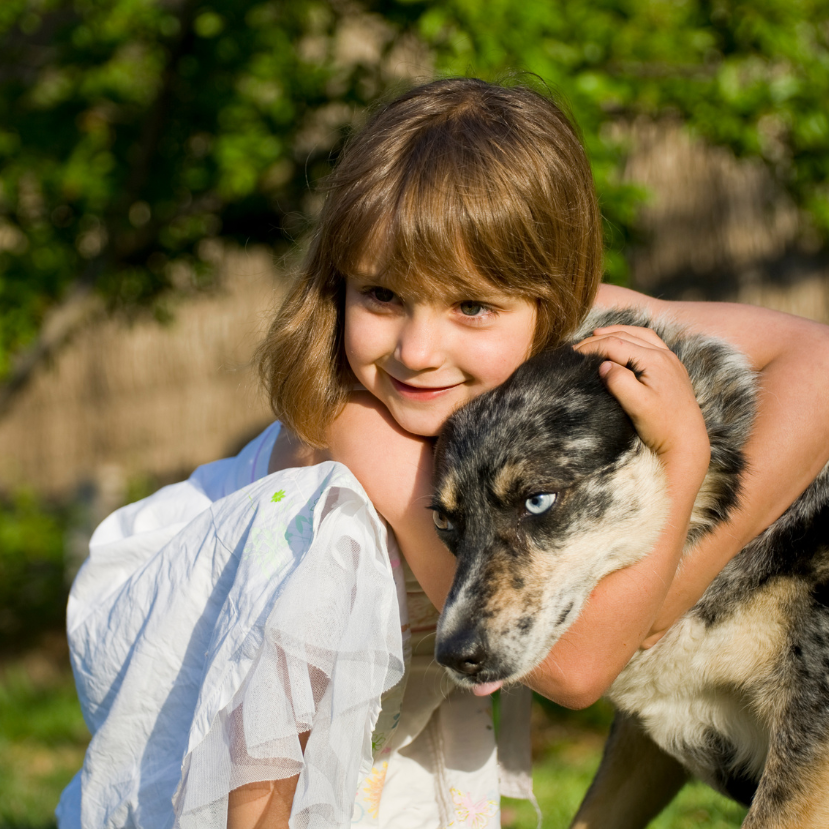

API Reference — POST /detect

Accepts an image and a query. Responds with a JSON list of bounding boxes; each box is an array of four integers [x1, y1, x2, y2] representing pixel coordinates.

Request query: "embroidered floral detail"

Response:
[[362, 761, 388, 819], [271, 490, 286, 503], [448, 788, 498, 829]]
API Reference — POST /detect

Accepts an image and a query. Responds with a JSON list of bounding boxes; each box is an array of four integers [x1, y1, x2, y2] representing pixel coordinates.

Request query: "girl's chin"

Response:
[[385, 406, 448, 438], [362, 377, 474, 436], [391, 416, 442, 438]]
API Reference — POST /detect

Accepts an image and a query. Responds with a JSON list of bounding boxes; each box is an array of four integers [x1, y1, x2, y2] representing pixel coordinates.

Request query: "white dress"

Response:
[[56, 424, 535, 829]]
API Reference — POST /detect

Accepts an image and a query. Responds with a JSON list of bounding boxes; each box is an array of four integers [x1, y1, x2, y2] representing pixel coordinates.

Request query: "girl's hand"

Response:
[[573, 325, 710, 480]]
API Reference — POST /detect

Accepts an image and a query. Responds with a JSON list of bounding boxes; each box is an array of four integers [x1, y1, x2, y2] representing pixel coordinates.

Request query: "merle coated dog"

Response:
[[431, 308, 829, 829]]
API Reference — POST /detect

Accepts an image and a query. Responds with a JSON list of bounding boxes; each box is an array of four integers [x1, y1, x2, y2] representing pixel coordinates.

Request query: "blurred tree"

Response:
[[0, 0, 415, 414], [1, 0, 828, 415], [400, 0, 829, 278], [0, 489, 66, 645]]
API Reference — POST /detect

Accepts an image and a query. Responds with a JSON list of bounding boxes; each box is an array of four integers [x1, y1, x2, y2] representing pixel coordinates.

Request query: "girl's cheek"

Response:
[[473, 340, 529, 385], [343, 311, 390, 381], [342, 304, 367, 357]]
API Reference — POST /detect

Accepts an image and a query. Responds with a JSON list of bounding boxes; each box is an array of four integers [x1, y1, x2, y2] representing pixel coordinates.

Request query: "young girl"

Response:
[[60, 77, 829, 829]]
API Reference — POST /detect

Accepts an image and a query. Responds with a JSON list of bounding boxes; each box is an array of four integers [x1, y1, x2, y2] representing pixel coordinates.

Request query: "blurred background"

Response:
[[1, 0, 828, 825]]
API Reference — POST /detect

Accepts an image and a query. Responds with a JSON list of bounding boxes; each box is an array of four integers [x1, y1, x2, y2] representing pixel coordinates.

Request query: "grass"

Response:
[[0, 634, 89, 829], [0, 638, 747, 829], [504, 749, 747, 828], [503, 698, 747, 828]]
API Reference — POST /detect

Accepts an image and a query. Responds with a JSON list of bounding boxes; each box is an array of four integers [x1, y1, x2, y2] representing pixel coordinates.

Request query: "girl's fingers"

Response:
[[596, 360, 651, 416], [575, 325, 671, 359], [591, 324, 671, 349], [574, 328, 707, 462], [576, 335, 680, 385]]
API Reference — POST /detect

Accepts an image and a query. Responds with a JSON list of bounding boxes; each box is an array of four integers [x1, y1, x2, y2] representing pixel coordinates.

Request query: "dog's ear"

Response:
[[625, 358, 644, 379], [436, 341, 641, 488], [433, 416, 457, 480], [526, 345, 640, 451], [526, 344, 615, 398]]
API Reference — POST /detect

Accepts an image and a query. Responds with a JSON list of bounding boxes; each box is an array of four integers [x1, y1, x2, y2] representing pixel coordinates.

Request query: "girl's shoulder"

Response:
[[594, 283, 667, 315], [326, 391, 434, 523], [267, 393, 432, 530], [323, 391, 457, 608]]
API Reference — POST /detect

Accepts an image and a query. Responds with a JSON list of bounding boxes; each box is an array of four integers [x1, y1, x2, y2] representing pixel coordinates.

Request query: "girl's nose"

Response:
[[395, 313, 442, 371]]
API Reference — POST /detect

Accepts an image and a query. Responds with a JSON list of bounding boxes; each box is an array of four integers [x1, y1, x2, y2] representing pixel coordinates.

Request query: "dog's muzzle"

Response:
[[435, 628, 491, 679]]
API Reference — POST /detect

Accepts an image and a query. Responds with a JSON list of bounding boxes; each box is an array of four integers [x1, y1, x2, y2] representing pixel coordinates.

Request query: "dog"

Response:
[[431, 307, 829, 829]]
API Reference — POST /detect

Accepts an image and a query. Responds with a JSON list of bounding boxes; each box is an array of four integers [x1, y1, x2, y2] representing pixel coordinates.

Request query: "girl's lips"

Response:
[[388, 375, 462, 400]]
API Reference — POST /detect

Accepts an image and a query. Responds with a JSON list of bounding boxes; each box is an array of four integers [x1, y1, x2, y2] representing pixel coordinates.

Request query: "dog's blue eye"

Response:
[[432, 510, 454, 531], [525, 493, 556, 515]]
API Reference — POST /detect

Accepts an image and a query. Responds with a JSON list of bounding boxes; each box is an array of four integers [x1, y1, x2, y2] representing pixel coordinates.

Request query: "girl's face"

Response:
[[344, 276, 537, 437]]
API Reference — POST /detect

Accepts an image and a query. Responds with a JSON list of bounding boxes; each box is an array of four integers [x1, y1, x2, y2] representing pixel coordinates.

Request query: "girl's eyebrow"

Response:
[[346, 268, 388, 284], [348, 265, 513, 306], [445, 287, 511, 305]]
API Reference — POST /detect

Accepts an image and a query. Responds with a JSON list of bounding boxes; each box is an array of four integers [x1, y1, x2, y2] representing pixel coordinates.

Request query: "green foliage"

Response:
[[1, 0, 828, 377], [0, 0, 392, 376], [0, 652, 88, 828], [503, 700, 745, 828], [401, 0, 829, 280], [533, 691, 615, 732], [0, 492, 68, 645], [506, 755, 746, 828]]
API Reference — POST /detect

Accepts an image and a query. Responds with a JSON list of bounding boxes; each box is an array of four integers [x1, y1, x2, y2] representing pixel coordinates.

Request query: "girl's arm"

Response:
[[597, 285, 829, 645], [525, 321, 711, 707], [329, 290, 829, 710], [226, 732, 310, 829], [530, 290, 829, 706], [227, 778, 298, 829]]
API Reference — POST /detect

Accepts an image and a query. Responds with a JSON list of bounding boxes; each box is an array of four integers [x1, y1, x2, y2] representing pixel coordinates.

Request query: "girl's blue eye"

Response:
[[525, 493, 556, 515], [459, 302, 485, 316]]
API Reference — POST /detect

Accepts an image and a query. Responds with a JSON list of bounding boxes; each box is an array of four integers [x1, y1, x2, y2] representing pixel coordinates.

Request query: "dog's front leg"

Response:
[[741, 733, 829, 829], [570, 710, 688, 829]]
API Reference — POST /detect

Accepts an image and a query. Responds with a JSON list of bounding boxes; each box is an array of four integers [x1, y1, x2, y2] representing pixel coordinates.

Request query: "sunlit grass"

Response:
[[0, 637, 89, 829], [503, 699, 747, 829]]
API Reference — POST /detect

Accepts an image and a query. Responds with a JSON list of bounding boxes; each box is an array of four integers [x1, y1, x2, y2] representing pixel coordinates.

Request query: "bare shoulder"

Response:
[[268, 392, 434, 521], [268, 427, 330, 474], [595, 283, 829, 370], [326, 393, 456, 607], [326, 392, 436, 525]]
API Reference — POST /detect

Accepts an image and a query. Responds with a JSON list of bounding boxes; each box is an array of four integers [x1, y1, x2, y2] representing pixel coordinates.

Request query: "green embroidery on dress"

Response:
[[271, 490, 286, 503]]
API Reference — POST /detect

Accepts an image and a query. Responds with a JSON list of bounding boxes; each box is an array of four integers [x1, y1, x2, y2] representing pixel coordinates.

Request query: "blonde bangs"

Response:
[[325, 145, 498, 303]]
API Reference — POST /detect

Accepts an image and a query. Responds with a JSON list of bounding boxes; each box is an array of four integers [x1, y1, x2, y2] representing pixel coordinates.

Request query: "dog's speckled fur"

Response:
[[432, 308, 829, 828]]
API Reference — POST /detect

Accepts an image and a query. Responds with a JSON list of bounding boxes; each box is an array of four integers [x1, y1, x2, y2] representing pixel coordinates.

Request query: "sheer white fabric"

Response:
[[57, 450, 406, 829]]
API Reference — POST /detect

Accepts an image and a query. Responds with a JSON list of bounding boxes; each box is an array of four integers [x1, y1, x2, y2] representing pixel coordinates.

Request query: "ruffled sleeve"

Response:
[[57, 459, 406, 829]]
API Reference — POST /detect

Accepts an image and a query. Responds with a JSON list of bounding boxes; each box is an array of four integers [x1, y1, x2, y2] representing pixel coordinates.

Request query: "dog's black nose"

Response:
[[435, 632, 488, 676]]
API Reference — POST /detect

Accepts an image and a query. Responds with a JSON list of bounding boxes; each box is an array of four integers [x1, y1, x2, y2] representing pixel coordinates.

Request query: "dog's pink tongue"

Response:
[[472, 680, 503, 696]]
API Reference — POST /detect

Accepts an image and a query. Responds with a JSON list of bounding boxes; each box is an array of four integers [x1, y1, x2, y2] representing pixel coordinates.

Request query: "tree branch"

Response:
[[0, 273, 102, 419], [0, 0, 200, 420]]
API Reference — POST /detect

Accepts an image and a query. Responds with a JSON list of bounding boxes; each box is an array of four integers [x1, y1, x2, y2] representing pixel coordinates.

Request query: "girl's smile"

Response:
[[388, 376, 463, 400], [343, 276, 537, 436]]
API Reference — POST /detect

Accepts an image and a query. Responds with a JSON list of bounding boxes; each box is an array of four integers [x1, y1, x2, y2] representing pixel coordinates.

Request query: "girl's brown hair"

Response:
[[258, 76, 603, 447]]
